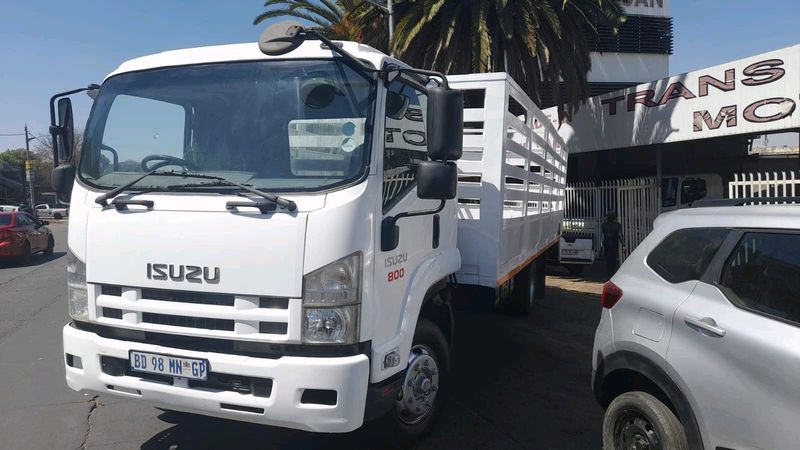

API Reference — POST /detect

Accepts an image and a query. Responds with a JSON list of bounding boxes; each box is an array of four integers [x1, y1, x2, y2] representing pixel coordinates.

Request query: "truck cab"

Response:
[[50, 22, 565, 440]]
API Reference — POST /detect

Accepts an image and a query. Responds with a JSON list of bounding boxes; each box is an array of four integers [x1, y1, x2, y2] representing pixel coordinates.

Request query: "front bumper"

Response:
[[63, 323, 371, 433]]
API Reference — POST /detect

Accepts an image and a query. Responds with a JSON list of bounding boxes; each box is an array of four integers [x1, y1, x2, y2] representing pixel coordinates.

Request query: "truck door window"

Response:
[[680, 178, 707, 204], [383, 80, 428, 210], [661, 177, 678, 207], [719, 232, 800, 325], [101, 95, 185, 174]]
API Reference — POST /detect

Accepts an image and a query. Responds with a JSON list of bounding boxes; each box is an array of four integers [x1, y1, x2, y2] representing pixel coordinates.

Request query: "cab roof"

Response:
[[106, 40, 396, 80]]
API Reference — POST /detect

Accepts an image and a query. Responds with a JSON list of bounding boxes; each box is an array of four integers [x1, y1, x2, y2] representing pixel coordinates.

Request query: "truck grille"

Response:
[[93, 284, 300, 343], [142, 313, 235, 331]]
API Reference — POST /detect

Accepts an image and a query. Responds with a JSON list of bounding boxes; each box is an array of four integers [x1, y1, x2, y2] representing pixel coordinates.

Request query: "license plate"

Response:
[[129, 351, 209, 381], [562, 249, 581, 255]]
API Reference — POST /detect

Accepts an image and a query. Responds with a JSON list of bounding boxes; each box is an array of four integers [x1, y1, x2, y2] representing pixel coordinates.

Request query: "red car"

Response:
[[0, 211, 55, 263]]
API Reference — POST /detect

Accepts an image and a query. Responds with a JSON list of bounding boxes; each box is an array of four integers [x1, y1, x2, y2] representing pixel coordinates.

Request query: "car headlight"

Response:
[[67, 249, 88, 321], [302, 252, 361, 344]]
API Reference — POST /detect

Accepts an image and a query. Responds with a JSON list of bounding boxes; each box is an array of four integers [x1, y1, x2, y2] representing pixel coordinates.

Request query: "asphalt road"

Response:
[[0, 222, 605, 449]]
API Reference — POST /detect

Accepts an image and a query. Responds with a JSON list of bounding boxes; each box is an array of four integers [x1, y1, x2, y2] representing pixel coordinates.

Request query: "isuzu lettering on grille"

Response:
[[146, 263, 221, 284]]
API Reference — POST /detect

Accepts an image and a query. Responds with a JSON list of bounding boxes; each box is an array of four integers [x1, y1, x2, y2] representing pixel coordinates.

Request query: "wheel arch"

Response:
[[595, 351, 704, 449]]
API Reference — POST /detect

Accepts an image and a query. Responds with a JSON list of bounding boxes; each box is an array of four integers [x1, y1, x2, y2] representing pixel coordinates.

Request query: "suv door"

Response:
[[667, 231, 800, 450]]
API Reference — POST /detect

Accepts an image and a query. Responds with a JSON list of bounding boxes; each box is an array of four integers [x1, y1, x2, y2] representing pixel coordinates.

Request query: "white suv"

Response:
[[592, 202, 800, 450]]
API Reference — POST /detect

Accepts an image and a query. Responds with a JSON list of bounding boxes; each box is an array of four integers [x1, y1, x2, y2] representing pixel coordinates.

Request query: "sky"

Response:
[[1, 0, 799, 151]]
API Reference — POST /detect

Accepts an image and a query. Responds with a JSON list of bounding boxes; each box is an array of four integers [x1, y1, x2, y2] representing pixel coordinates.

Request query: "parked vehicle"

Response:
[[0, 211, 55, 263], [35, 203, 68, 219], [660, 173, 723, 211], [0, 205, 20, 212], [592, 199, 800, 450], [49, 22, 566, 439]]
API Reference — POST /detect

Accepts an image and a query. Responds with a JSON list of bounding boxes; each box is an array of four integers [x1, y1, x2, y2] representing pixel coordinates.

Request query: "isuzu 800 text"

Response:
[[50, 22, 567, 439]]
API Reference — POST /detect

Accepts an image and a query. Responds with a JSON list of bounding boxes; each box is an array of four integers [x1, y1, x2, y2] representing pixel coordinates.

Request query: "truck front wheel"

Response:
[[388, 319, 450, 442]]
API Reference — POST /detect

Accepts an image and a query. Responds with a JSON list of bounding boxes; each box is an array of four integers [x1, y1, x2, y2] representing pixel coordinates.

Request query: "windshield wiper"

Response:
[[95, 171, 297, 212], [95, 169, 162, 206], [164, 173, 296, 211]]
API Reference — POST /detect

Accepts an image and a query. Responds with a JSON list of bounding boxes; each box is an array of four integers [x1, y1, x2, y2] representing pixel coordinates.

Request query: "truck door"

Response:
[[375, 78, 435, 346], [668, 231, 800, 450]]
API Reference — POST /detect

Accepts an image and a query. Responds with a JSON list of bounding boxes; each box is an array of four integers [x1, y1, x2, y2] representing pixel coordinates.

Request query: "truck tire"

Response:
[[507, 262, 536, 314], [534, 259, 546, 300], [566, 265, 584, 276], [385, 319, 450, 443], [54, 213, 62, 220], [602, 391, 689, 450]]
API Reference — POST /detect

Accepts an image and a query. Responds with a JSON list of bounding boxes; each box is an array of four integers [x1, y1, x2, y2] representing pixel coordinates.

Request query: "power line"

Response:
[[0, 133, 26, 137]]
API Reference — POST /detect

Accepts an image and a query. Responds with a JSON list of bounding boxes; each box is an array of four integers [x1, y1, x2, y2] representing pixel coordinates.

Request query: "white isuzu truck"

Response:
[[50, 22, 566, 439]]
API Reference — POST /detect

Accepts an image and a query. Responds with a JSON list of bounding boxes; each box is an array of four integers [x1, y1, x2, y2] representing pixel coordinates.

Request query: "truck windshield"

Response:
[[79, 59, 376, 192]]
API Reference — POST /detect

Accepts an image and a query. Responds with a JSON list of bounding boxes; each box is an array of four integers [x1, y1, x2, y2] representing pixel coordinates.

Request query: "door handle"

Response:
[[684, 316, 726, 337]]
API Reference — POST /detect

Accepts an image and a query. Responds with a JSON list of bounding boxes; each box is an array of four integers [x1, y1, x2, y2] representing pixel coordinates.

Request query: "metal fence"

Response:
[[565, 177, 660, 260], [729, 171, 800, 199]]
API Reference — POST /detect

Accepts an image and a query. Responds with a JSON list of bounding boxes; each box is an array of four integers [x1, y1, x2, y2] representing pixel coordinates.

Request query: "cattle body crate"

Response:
[[448, 73, 568, 288]]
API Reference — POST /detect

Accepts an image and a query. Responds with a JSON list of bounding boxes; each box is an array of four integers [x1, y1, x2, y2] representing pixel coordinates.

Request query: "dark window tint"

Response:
[[647, 228, 729, 283], [681, 178, 707, 204], [0, 215, 11, 226], [720, 233, 800, 325], [383, 79, 428, 210]]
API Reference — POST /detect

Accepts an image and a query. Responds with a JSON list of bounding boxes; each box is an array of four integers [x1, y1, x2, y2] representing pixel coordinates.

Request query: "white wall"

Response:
[[588, 52, 670, 83]]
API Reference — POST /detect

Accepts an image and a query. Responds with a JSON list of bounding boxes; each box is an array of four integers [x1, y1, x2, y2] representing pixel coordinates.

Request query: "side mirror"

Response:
[[300, 78, 338, 109], [55, 97, 75, 163], [426, 86, 463, 161], [52, 165, 76, 200], [386, 92, 410, 120], [417, 161, 457, 200], [41, 220, 50, 226], [259, 21, 306, 56]]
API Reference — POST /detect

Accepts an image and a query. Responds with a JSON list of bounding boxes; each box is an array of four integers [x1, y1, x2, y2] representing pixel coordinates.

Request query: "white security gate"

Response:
[[729, 172, 800, 199], [565, 177, 660, 260]]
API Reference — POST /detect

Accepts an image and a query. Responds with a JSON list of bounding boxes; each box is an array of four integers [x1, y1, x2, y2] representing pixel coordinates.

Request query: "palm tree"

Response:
[[254, 0, 625, 120], [388, 0, 625, 119], [253, 0, 380, 43]]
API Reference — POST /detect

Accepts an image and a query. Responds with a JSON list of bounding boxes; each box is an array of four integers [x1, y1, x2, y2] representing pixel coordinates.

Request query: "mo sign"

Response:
[[549, 45, 799, 153]]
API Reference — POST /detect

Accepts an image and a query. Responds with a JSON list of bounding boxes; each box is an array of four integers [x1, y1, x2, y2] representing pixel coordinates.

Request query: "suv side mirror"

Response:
[[52, 165, 76, 200], [417, 161, 457, 200], [426, 86, 463, 161]]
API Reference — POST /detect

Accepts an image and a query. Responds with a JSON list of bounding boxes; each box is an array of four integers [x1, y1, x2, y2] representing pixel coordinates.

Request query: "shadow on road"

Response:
[[139, 284, 602, 450], [0, 251, 66, 269]]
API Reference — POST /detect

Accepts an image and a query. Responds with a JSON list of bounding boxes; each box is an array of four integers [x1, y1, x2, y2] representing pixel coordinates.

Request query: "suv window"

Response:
[[719, 232, 800, 325], [647, 228, 729, 283], [382, 79, 428, 210]]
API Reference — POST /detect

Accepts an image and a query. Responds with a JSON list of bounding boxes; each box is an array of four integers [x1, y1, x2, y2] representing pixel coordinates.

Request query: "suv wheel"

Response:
[[603, 391, 688, 450]]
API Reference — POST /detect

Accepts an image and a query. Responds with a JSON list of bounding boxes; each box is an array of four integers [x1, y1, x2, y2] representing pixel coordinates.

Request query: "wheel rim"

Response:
[[395, 344, 440, 425], [614, 410, 662, 450]]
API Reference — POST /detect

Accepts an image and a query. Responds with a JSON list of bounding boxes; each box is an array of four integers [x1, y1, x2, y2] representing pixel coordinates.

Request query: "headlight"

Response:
[[302, 253, 361, 344], [67, 249, 88, 321]]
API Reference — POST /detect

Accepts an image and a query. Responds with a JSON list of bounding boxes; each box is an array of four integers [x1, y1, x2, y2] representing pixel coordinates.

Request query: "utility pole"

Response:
[[364, 0, 394, 56], [24, 125, 35, 208]]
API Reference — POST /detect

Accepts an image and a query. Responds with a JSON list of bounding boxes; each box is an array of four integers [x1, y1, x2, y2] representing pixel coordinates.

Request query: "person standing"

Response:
[[602, 211, 623, 279]]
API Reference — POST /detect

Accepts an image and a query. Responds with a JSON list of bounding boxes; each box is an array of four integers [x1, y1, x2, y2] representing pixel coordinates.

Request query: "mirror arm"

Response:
[[49, 84, 100, 166], [304, 29, 377, 75], [381, 199, 446, 252]]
